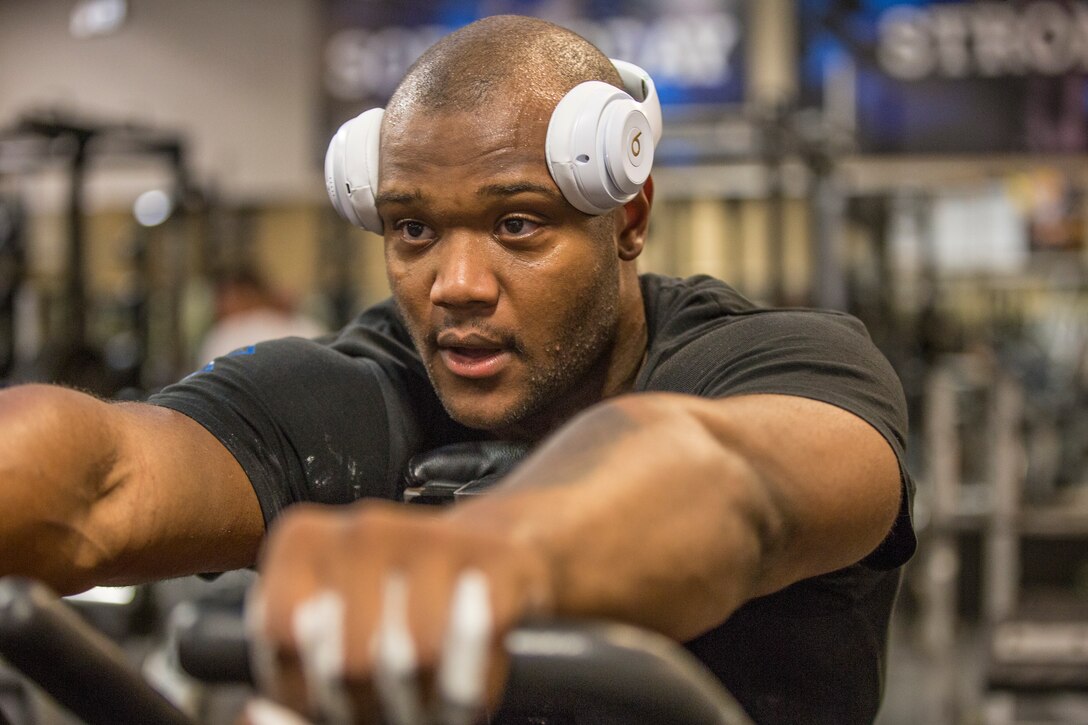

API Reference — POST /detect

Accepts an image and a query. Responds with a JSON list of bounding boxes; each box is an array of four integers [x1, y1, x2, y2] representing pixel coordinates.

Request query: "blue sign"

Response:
[[322, 0, 746, 129], [799, 0, 1088, 154]]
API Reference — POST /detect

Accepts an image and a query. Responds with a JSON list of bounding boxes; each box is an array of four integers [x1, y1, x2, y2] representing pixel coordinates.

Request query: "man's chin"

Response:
[[427, 365, 548, 435], [442, 400, 520, 432], [435, 386, 537, 434], [441, 394, 571, 442]]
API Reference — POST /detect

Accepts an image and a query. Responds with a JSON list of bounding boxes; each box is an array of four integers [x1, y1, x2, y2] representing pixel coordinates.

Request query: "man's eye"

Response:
[[498, 218, 539, 238], [397, 220, 435, 242]]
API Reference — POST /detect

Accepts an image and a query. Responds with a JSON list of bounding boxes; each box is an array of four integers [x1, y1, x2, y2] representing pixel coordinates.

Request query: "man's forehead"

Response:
[[374, 82, 564, 205], [376, 112, 563, 207], [380, 100, 551, 172], [385, 87, 551, 139]]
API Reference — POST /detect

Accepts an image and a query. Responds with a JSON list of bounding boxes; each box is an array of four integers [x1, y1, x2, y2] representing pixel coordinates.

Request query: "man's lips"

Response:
[[435, 332, 513, 379]]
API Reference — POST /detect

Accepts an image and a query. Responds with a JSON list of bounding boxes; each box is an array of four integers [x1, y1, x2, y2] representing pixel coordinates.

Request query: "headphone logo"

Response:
[[630, 130, 642, 158]]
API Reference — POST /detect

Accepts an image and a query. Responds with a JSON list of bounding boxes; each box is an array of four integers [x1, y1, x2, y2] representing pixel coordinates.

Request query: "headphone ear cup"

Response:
[[601, 99, 654, 197], [324, 108, 384, 232], [325, 123, 361, 228], [546, 81, 654, 216]]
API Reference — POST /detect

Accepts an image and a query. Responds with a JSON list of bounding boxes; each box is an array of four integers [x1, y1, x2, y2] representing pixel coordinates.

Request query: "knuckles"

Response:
[[251, 499, 554, 722]]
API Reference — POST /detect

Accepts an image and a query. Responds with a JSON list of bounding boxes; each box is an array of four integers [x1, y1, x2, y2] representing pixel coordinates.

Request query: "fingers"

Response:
[[244, 698, 313, 725], [256, 570, 489, 725], [370, 569, 495, 725], [251, 507, 336, 716], [293, 590, 352, 724], [245, 584, 279, 701], [371, 572, 425, 725], [249, 501, 554, 725], [435, 570, 492, 725]]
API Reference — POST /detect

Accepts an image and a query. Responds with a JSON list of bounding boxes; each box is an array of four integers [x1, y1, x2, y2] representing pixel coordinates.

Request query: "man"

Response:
[[0, 16, 913, 725]]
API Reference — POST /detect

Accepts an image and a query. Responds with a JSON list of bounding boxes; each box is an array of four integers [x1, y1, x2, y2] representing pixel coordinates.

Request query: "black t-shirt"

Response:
[[151, 273, 915, 724]]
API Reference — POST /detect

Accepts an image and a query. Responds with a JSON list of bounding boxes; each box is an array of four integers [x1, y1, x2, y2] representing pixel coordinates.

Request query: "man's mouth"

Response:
[[435, 332, 513, 379]]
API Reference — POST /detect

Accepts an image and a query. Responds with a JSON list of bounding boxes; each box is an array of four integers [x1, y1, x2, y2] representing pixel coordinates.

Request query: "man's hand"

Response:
[[246, 500, 555, 724]]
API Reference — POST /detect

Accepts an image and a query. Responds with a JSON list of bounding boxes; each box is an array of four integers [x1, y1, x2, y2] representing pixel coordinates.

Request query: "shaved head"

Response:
[[375, 15, 653, 437], [386, 15, 622, 122]]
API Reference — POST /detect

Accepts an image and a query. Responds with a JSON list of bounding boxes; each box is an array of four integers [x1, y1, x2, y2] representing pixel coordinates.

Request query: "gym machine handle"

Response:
[[172, 602, 754, 725], [0, 577, 191, 725]]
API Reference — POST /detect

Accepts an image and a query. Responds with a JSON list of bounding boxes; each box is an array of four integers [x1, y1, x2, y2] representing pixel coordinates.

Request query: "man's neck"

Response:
[[601, 278, 648, 399]]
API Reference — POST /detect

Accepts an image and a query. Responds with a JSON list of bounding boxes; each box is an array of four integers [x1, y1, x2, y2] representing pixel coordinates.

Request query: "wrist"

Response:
[[443, 493, 561, 618]]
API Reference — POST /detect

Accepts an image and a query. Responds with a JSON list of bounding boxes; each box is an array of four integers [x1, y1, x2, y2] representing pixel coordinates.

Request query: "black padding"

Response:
[[0, 578, 192, 725], [404, 440, 531, 504], [173, 601, 754, 724]]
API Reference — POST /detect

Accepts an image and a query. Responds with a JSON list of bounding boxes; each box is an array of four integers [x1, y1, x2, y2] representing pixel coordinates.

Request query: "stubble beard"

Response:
[[495, 266, 620, 437], [400, 257, 622, 437]]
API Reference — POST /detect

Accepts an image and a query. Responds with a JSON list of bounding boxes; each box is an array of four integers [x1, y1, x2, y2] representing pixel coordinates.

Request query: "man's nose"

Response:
[[430, 232, 499, 310]]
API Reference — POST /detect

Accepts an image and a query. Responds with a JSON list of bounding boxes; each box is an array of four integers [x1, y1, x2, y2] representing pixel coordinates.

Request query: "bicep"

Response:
[[97, 402, 264, 584]]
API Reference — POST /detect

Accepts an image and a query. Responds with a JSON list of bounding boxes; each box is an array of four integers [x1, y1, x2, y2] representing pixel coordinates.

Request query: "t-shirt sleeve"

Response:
[[148, 336, 421, 528], [646, 310, 916, 570]]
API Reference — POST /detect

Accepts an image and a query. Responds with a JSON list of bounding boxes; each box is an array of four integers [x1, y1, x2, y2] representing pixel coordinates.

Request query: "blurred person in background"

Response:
[[197, 267, 326, 365]]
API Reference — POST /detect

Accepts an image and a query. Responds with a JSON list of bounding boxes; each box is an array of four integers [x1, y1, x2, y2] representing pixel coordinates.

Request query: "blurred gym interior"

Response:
[[1, 1, 1086, 723]]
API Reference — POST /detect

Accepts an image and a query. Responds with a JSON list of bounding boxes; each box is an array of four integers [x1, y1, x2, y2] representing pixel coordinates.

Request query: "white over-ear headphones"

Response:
[[324, 59, 662, 233]]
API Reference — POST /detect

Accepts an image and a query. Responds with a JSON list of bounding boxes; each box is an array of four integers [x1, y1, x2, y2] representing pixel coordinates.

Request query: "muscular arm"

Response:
[[0, 384, 264, 594], [449, 391, 902, 640], [254, 390, 903, 722]]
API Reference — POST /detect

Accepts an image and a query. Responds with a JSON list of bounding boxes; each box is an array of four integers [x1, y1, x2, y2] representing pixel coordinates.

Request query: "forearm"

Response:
[[0, 385, 125, 592], [448, 394, 787, 640], [448, 392, 900, 641]]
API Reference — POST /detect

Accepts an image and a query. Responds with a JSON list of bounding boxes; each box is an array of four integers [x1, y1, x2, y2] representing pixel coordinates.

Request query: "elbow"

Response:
[[0, 385, 126, 593], [22, 521, 117, 596]]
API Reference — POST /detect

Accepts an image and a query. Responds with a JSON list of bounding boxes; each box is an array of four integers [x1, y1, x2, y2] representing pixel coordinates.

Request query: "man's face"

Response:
[[376, 98, 623, 435]]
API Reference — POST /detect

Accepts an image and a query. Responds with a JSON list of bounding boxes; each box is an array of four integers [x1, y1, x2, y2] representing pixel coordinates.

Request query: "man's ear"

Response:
[[616, 176, 653, 262]]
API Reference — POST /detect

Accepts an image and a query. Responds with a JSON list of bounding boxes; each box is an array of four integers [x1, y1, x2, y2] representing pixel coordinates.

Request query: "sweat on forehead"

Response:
[[385, 15, 622, 121]]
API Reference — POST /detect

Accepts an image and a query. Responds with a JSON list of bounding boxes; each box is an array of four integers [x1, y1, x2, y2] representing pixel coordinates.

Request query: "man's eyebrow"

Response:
[[477, 182, 563, 201], [375, 183, 563, 206], [374, 189, 423, 207]]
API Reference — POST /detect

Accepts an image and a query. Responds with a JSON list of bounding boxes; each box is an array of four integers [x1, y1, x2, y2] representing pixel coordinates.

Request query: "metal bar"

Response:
[[984, 376, 1024, 627], [0, 578, 193, 725]]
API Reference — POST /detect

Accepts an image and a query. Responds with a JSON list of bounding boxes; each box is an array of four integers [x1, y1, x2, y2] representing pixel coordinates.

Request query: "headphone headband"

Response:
[[610, 59, 662, 145], [325, 59, 662, 231]]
